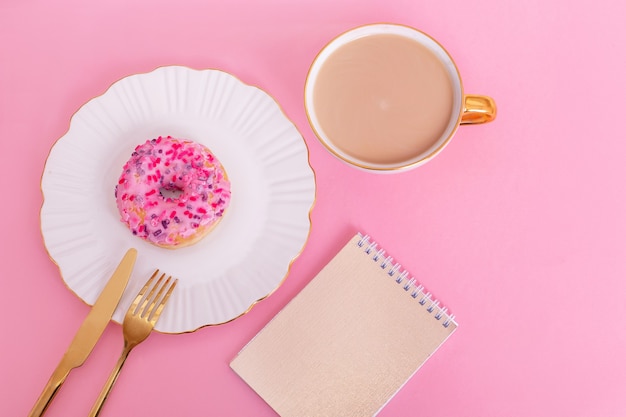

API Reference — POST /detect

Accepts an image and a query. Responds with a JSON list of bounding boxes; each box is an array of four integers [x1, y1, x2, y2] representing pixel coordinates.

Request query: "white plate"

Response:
[[40, 66, 316, 333]]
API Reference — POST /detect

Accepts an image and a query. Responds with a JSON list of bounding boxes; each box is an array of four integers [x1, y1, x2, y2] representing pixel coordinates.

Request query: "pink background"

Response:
[[2, 1, 625, 416]]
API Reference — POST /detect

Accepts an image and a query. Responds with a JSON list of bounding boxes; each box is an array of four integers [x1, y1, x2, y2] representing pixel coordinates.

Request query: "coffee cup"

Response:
[[304, 23, 496, 172]]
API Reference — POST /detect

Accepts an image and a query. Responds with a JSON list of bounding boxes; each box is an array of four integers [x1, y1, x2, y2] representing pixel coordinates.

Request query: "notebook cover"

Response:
[[230, 234, 457, 417]]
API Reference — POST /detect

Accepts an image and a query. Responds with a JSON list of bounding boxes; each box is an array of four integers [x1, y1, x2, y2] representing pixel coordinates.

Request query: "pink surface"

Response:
[[1, 1, 625, 416]]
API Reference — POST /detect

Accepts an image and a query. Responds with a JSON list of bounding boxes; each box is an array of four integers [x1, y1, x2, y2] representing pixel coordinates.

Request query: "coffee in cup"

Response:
[[304, 23, 496, 172]]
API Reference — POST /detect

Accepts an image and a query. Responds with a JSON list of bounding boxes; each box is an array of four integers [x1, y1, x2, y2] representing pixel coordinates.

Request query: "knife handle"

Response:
[[28, 364, 71, 417]]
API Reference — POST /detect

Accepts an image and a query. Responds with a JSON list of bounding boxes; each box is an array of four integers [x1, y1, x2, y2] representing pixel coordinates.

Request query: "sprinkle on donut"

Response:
[[115, 136, 231, 248]]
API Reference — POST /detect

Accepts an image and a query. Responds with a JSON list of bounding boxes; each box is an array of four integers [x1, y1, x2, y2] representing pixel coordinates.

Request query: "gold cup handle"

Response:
[[461, 94, 497, 125]]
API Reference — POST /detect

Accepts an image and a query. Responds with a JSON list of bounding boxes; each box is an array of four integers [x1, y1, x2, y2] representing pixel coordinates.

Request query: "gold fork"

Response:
[[88, 270, 177, 417]]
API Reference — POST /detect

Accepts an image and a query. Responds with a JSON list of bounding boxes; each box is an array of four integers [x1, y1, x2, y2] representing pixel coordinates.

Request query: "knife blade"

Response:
[[28, 248, 137, 417]]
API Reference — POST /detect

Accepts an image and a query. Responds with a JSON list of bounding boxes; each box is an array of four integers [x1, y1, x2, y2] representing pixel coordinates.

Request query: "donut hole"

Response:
[[160, 186, 184, 200]]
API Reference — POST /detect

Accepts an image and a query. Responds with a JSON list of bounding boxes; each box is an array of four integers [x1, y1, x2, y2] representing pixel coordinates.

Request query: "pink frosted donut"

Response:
[[115, 136, 231, 249]]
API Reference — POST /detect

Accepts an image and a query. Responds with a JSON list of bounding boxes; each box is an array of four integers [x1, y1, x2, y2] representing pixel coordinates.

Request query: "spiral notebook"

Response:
[[230, 233, 458, 417]]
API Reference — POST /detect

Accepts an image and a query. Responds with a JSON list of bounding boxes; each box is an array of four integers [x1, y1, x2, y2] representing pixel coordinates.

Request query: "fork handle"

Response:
[[88, 346, 133, 417]]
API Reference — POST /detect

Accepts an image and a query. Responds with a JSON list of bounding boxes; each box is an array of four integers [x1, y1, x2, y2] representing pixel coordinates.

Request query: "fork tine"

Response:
[[129, 270, 160, 314], [149, 278, 178, 323], [136, 272, 166, 315], [143, 275, 172, 319]]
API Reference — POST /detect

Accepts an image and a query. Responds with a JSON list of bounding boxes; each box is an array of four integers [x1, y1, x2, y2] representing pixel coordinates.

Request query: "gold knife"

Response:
[[28, 248, 137, 417]]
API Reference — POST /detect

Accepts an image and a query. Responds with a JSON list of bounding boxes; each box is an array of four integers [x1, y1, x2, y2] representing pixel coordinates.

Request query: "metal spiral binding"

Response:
[[357, 233, 457, 328]]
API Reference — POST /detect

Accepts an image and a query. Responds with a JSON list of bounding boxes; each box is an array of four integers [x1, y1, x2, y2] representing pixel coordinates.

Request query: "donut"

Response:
[[115, 136, 231, 249]]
